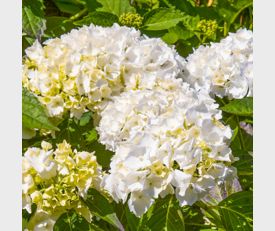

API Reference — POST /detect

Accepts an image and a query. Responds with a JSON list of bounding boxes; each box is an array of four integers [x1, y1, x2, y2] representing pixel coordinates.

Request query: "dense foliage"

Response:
[[22, 0, 253, 230]]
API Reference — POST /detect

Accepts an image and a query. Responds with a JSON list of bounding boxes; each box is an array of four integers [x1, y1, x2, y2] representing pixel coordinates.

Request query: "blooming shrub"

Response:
[[22, 0, 253, 230]]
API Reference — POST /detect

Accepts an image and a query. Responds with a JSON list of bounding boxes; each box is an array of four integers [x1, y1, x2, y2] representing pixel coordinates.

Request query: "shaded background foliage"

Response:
[[22, 0, 253, 230]]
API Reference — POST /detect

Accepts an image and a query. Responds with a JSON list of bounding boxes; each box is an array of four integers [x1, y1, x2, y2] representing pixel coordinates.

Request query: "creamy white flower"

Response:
[[100, 86, 236, 216], [23, 194, 32, 213], [24, 148, 57, 180], [22, 173, 35, 194], [27, 211, 59, 231], [44, 95, 64, 117], [23, 23, 185, 119], [176, 175, 216, 206], [128, 191, 155, 217], [22, 141, 102, 229], [183, 28, 253, 99]]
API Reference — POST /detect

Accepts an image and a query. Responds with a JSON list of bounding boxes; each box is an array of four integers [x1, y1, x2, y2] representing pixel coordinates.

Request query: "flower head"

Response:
[[22, 140, 102, 228], [99, 84, 236, 216], [23, 23, 185, 119], [183, 28, 253, 99]]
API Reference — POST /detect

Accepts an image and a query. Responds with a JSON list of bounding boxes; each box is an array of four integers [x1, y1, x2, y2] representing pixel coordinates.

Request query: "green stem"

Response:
[[225, 114, 234, 124], [66, 8, 88, 22], [137, 215, 144, 231], [223, 22, 228, 37], [220, 97, 227, 106], [230, 2, 253, 26]]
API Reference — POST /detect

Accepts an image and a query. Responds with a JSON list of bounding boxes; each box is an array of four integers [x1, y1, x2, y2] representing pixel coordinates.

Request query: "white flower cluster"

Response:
[[183, 28, 253, 99], [23, 23, 184, 118], [98, 84, 237, 216], [22, 24, 252, 219], [22, 141, 102, 230]]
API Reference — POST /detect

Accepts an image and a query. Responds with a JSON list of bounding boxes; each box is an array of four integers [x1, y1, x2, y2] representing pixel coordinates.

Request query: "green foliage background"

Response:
[[22, 0, 253, 230]]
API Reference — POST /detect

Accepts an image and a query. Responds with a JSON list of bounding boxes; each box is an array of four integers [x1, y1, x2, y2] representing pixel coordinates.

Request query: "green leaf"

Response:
[[22, 126, 36, 139], [231, 126, 239, 142], [85, 0, 102, 12], [221, 98, 253, 117], [192, 7, 220, 20], [89, 141, 114, 168], [181, 205, 213, 231], [229, 1, 253, 26], [22, 88, 59, 131], [233, 156, 253, 176], [181, 15, 200, 31], [85, 129, 98, 143], [79, 112, 93, 127], [141, 29, 168, 38], [22, 209, 31, 230], [22, 217, 28, 230], [22, 35, 35, 55], [74, 12, 118, 27], [162, 24, 194, 44], [232, 149, 253, 191], [142, 8, 186, 30], [54, 211, 91, 231], [230, 128, 253, 153], [162, 31, 178, 44], [96, 0, 135, 17], [53, 0, 82, 15], [125, 205, 139, 231], [164, 0, 195, 15], [174, 37, 200, 57], [83, 189, 124, 231], [218, 191, 253, 230], [44, 16, 75, 38], [147, 195, 185, 231], [215, 0, 236, 23], [22, 0, 46, 38], [216, 0, 253, 26]]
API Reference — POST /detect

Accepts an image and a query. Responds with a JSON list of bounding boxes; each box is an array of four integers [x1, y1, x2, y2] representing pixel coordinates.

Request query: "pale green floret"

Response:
[[119, 13, 143, 28]]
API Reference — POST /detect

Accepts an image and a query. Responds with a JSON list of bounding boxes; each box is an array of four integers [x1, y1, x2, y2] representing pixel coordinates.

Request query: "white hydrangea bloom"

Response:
[[22, 141, 103, 230], [26, 211, 59, 231], [24, 147, 57, 180], [183, 28, 253, 99], [23, 23, 185, 119], [99, 86, 236, 216]]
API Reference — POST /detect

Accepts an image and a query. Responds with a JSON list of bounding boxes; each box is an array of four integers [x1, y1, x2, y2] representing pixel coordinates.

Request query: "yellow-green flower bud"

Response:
[[119, 13, 143, 29], [197, 19, 218, 37]]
